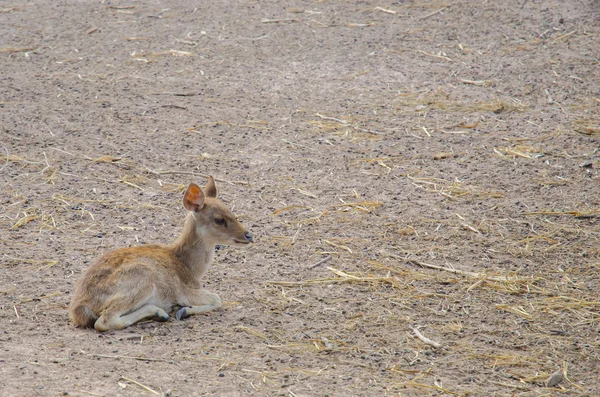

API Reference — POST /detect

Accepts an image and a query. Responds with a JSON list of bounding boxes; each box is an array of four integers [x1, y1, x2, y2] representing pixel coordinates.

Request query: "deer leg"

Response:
[[95, 305, 170, 331], [94, 283, 170, 331], [176, 289, 222, 321]]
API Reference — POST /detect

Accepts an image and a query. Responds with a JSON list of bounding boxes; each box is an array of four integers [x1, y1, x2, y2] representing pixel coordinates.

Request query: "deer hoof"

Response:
[[176, 307, 189, 321], [155, 312, 170, 322]]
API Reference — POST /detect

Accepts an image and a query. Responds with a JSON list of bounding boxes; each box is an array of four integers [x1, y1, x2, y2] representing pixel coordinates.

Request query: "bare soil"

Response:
[[1, 1, 599, 396]]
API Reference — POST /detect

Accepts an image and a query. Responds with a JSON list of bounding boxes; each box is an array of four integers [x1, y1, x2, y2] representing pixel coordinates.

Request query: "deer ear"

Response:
[[204, 176, 217, 198], [183, 183, 205, 212]]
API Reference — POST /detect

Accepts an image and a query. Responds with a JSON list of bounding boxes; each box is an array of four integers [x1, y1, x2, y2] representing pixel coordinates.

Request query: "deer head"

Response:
[[182, 177, 253, 246]]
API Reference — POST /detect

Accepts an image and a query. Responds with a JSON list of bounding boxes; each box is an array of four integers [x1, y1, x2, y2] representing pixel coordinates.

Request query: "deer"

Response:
[[68, 177, 253, 332]]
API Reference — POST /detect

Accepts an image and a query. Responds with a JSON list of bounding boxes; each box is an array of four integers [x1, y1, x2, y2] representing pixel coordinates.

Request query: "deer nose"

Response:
[[244, 232, 254, 243]]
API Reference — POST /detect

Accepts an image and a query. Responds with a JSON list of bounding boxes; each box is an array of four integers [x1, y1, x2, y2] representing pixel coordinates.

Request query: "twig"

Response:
[[459, 78, 493, 87], [119, 376, 160, 395], [261, 18, 298, 23], [146, 168, 249, 185], [91, 354, 175, 364], [308, 255, 332, 269], [419, 7, 447, 20], [374, 6, 396, 15], [409, 325, 442, 348], [151, 91, 199, 96], [413, 49, 452, 62]]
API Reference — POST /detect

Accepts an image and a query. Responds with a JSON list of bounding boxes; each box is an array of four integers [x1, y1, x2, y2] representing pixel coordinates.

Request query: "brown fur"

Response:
[[68, 177, 252, 331]]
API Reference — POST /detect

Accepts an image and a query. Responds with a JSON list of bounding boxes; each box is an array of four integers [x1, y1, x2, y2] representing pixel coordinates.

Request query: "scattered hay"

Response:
[[573, 119, 600, 135], [407, 175, 505, 200], [311, 113, 385, 136], [469, 97, 527, 113], [394, 90, 527, 114], [493, 144, 545, 159], [333, 200, 383, 213], [266, 266, 403, 288]]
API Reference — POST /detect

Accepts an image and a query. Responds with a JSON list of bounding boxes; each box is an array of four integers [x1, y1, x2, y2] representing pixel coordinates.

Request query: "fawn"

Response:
[[69, 177, 253, 331]]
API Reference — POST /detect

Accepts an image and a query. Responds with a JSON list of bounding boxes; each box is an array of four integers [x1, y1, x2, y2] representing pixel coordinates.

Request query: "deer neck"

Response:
[[170, 213, 215, 280]]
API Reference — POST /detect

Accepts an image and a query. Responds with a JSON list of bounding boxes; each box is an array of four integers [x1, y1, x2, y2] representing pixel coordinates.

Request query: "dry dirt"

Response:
[[1, 0, 600, 396]]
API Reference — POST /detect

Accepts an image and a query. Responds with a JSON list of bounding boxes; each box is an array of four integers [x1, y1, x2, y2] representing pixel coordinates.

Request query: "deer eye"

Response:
[[214, 218, 226, 226]]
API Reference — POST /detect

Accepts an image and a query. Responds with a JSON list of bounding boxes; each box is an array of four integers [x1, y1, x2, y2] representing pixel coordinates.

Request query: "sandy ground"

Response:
[[1, 0, 599, 396]]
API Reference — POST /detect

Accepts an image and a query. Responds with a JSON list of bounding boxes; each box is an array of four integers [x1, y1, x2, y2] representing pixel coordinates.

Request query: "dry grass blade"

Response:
[[494, 145, 544, 159], [408, 259, 529, 283], [19, 291, 63, 304], [4, 256, 59, 270], [374, 6, 397, 14], [273, 205, 312, 215], [0, 46, 38, 53], [261, 18, 298, 23], [308, 255, 332, 269], [12, 213, 39, 229], [235, 325, 268, 339], [169, 49, 195, 57], [92, 155, 121, 163], [523, 210, 599, 218], [333, 200, 383, 213], [119, 376, 160, 395], [459, 78, 494, 87], [91, 354, 175, 364], [495, 304, 533, 320], [347, 22, 376, 27], [266, 342, 319, 352], [553, 30, 577, 43]]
